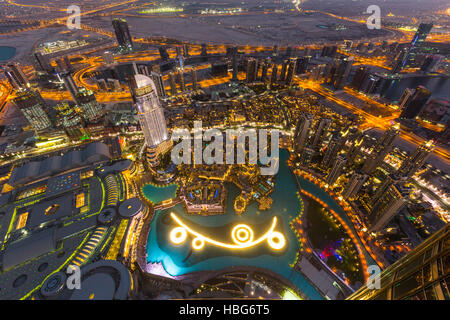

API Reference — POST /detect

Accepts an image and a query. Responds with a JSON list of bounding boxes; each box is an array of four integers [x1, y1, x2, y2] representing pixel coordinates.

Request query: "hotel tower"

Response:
[[130, 74, 172, 166]]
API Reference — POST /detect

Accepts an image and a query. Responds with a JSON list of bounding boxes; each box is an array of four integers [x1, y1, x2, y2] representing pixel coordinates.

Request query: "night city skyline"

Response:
[[0, 0, 448, 306]]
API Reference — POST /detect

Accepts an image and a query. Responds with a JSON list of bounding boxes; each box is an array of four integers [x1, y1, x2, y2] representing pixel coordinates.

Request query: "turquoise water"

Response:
[[145, 149, 374, 299], [0, 46, 16, 61], [146, 149, 324, 299], [142, 183, 178, 204]]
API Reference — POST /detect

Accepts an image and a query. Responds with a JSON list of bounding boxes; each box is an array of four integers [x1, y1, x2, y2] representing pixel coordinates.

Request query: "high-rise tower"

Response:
[[130, 75, 172, 166], [398, 141, 434, 178], [112, 18, 133, 50], [362, 124, 400, 174]]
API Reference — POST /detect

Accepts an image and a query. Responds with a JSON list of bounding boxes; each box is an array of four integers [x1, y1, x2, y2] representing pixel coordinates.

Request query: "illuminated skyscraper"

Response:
[[285, 58, 297, 86], [183, 44, 190, 57], [294, 113, 313, 153], [112, 18, 133, 49], [130, 75, 172, 166], [326, 154, 347, 185], [34, 52, 54, 74], [398, 88, 415, 109], [351, 67, 369, 91], [231, 46, 239, 81], [370, 174, 400, 206], [246, 58, 258, 83], [13, 90, 52, 132], [60, 72, 79, 103], [369, 183, 410, 231], [399, 86, 432, 120], [151, 72, 167, 99], [347, 135, 364, 165], [312, 117, 331, 150], [348, 224, 449, 300], [343, 171, 368, 200], [4, 63, 29, 90], [168, 72, 177, 96], [280, 60, 288, 82], [296, 56, 310, 74], [177, 71, 186, 92], [421, 55, 444, 73], [392, 23, 433, 73], [392, 48, 409, 74], [397, 141, 434, 178], [54, 101, 88, 140], [331, 57, 354, 90], [75, 88, 102, 122], [191, 68, 199, 91], [261, 62, 269, 82], [322, 129, 349, 169], [406, 23, 434, 66], [362, 124, 400, 174], [270, 65, 278, 85]]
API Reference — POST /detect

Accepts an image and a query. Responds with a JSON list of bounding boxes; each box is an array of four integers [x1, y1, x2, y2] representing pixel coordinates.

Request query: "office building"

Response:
[[421, 55, 444, 73], [4, 63, 29, 90], [151, 72, 167, 99], [54, 101, 88, 140], [406, 23, 434, 66], [312, 118, 331, 149], [246, 58, 258, 83], [331, 57, 354, 90], [398, 88, 415, 109], [103, 51, 114, 65], [294, 113, 314, 153], [75, 88, 102, 122], [351, 67, 369, 91], [231, 46, 239, 81], [362, 124, 400, 174], [369, 184, 410, 231], [270, 65, 278, 85], [60, 72, 79, 102], [112, 18, 133, 49], [280, 60, 288, 82], [177, 71, 186, 92], [183, 44, 190, 57], [97, 78, 108, 91], [343, 172, 368, 200], [261, 62, 269, 82], [168, 72, 177, 96], [326, 154, 347, 185], [285, 58, 297, 86], [310, 64, 326, 81], [107, 78, 121, 92], [322, 129, 348, 168], [191, 68, 199, 91], [296, 56, 310, 74], [34, 52, 54, 74], [13, 90, 52, 132], [399, 86, 432, 120], [398, 141, 434, 178]]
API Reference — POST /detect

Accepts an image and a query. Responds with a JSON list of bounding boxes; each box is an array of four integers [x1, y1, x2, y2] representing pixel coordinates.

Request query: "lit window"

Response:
[[16, 212, 29, 230]]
